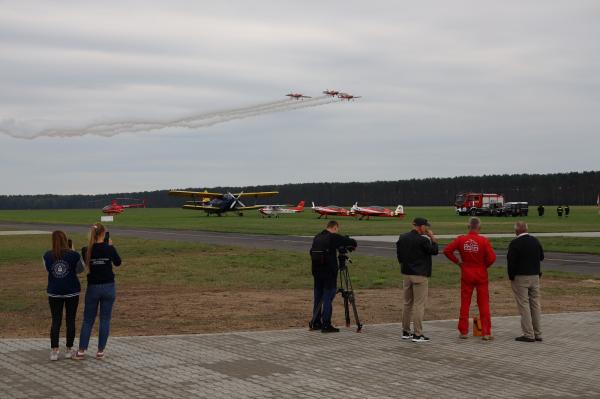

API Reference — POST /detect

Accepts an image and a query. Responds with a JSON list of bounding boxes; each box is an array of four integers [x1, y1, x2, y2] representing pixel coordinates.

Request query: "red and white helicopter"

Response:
[[286, 93, 312, 100], [259, 201, 305, 218], [350, 203, 405, 220], [338, 92, 362, 101], [102, 198, 146, 215], [322, 89, 339, 97], [311, 202, 354, 219]]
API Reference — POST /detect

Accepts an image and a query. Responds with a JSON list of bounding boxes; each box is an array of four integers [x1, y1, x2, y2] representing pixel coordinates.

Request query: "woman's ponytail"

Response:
[[85, 223, 105, 270]]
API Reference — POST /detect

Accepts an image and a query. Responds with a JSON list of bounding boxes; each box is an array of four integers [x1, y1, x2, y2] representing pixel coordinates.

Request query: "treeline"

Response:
[[1, 171, 599, 210]]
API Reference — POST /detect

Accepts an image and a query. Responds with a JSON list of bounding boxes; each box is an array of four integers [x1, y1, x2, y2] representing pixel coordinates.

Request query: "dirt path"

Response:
[[3, 279, 599, 338]]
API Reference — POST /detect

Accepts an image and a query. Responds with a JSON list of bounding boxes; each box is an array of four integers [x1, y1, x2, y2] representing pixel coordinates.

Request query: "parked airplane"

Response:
[[338, 92, 362, 101], [259, 201, 305, 218], [322, 89, 339, 97], [350, 203, 405, 220], [169, 190, 278, 216], [286, 93, 311, 100], [311, 202, 354, 219], [102, 198, 146, 215]]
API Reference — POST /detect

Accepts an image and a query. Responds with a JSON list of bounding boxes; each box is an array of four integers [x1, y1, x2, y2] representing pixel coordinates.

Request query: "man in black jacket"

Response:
[[507, 221, 544, 342], [396, 217, 439, 342], [309, 220, 357, 333]]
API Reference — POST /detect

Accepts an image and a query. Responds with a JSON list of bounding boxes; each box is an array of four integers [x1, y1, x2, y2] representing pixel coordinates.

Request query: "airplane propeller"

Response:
[[228, 191, 246, 209]]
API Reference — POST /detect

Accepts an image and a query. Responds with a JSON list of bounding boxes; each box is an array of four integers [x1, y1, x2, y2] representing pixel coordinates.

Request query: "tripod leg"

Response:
[[344, 293, 350, 327], [348, 293, 363, 332]]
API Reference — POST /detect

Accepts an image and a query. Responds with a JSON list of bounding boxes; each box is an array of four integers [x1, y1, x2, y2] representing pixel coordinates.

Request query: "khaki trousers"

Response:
[[511, 275, 542, 339], [402, 274, 429, 335]]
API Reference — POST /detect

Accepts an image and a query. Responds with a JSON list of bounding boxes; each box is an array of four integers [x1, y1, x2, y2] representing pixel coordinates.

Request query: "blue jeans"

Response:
[[78, 283, 116, 350], [311, 276, 338, 328]]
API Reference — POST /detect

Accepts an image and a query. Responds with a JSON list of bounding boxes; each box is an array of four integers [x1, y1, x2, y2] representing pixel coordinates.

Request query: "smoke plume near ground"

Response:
[[1, 96, 339, 139]]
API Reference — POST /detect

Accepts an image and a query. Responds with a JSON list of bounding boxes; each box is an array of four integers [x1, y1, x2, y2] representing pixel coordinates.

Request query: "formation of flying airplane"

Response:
[[337, 92, 362, 101], [259, 201, 305, 218], [286, 93, 312, 100], [350, 203, 405, 220], [102, 198, 146, 215], [169, 190, 279, 216], [311, 202, 354, 219], [286, 90, 361, 101]]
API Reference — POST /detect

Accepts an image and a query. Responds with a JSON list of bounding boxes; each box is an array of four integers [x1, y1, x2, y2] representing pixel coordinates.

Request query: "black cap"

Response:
[[412, 217, 430, 227]]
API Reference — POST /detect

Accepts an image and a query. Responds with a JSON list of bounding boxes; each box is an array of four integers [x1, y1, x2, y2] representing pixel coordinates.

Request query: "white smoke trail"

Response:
[[2, 96, 338, 139]]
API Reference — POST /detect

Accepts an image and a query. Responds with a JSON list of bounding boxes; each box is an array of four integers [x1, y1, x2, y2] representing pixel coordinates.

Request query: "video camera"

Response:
[[337, 239, 357, 270]]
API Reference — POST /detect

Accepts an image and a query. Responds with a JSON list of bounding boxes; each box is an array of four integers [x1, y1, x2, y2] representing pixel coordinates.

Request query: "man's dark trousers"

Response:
[[311, 276, 337, 328]]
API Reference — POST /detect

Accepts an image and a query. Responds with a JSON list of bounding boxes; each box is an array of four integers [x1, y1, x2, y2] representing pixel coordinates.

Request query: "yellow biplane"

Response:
[[169, 190, 278, 216]]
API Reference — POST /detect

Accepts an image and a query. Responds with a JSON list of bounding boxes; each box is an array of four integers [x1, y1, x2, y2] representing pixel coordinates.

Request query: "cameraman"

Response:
[[309, 220, 357, 333]]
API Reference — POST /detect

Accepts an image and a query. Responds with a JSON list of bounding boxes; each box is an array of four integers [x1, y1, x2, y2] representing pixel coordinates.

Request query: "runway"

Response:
[[1, 221, 599, 276]]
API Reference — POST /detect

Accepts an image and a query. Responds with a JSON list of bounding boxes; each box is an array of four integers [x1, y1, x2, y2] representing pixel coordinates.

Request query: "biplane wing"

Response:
[[169, 190, 224, 199], [182, 204, 221, 210], [235, 192, 279, 198]]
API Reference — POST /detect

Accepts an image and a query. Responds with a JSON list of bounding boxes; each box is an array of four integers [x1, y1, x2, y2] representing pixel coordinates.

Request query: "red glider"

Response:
[[311, 202, 354, 219], [350, 203, 405, 220]]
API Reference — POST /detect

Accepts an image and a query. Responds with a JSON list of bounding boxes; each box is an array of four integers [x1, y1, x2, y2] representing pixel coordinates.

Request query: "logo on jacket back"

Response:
[[51, 260, 70, 278], [463, 239, 479, 253]]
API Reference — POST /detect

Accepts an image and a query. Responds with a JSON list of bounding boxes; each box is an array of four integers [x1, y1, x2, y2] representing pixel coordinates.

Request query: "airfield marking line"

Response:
[[0, 230, 51, 236], [545, 257, 600, 264], [120, 228, 308, 244]]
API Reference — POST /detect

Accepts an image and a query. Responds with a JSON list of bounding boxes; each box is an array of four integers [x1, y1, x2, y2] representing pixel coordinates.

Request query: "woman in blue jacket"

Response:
[[43, 230, 84, 361], [74, 223, 121, 360]]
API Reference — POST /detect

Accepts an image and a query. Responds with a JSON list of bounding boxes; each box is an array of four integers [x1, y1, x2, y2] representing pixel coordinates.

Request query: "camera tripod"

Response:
[[338, 252, 363, 332]]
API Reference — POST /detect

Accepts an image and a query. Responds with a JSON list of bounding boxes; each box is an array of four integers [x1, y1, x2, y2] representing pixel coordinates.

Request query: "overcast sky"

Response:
[[1, 1, 599, 194]]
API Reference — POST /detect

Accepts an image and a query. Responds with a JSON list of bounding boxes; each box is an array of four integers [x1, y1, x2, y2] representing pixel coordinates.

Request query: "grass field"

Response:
[[2, 234, 599, 338], [0, 206, 599, 236], [2, 206, 599, 254]]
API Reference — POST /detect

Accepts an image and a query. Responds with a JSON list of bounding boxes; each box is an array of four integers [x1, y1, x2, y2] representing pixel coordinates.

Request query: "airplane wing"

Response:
[[235, 191, 279, 198], [181, 204, 221, 210], [169, 190, 224, 199], [235, 205, 265, 210]]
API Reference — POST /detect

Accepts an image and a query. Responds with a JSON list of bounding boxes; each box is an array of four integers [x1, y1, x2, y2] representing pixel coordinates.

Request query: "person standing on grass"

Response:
[[507, 221, 544, 343], [43, 230, 84, 361], [396, 217, 438, 342], [74, 223, 121, 360], [443, 217, 496, 341]]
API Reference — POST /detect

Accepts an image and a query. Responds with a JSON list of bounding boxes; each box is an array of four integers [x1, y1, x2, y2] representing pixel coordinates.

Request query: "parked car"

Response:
[[501, 202, 529, 217]]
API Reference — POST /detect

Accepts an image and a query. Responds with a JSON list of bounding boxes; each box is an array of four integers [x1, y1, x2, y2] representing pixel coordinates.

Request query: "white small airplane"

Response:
[[259, 201, 305, 218]]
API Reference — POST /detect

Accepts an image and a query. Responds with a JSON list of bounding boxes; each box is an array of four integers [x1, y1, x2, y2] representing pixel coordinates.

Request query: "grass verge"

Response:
[[1, 234, 598, 338]]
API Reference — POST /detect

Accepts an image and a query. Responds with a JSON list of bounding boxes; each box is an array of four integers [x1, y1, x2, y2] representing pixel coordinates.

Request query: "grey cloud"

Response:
[[0, 1, 599, 194]]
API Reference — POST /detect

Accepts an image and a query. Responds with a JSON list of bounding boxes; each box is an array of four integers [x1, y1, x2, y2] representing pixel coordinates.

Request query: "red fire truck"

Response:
[[455, 192, 505, 216]]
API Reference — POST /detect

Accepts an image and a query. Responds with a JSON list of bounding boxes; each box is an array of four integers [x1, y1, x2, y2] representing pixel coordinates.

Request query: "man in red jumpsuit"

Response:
[[443, 217, 496, 340]]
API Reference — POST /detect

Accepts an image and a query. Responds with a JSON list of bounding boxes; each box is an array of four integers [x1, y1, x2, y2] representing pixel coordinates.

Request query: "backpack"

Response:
[[310, 232, 331, 269]]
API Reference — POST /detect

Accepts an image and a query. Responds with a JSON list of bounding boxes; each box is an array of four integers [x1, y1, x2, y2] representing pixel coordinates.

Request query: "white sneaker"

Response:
[[50, 350, 59, 361], [64, 348, 73, 359]]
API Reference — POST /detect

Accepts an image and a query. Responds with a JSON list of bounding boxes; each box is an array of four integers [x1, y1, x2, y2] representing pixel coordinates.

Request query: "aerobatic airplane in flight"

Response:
[[169, 190, 279, 216], [350, 203, 405, 220], [259, 201, 305, 218], [286, 93, 312, 100], [311, 202, 354, 219], [322, 89, 339, 97], [338, 92, 362, 101]]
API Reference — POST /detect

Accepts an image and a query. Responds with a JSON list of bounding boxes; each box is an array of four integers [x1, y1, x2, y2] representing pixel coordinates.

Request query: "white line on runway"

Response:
[[0, 230, 51, 236]]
